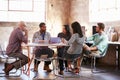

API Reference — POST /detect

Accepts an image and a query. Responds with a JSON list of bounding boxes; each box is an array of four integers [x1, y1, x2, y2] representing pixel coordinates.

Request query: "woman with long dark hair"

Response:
[[63, 21, 85, 73], [57, 25, 71, 75]]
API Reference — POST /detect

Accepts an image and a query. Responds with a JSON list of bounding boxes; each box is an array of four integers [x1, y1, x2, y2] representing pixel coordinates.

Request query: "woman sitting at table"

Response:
[[57, 25, 71, 75], [62, 21, 85, 73]]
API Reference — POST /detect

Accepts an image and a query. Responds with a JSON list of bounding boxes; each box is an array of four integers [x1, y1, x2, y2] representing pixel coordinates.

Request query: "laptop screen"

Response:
[[50, 37, 61, 43]]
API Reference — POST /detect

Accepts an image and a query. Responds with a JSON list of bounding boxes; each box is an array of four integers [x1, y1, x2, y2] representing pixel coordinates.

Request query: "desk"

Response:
[[22, 43, 67, 76], [108, 41, 120, 70]]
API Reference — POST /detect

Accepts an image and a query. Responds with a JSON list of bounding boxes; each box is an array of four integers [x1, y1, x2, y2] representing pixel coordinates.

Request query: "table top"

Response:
[[22, 42, 67, 47], [108, 41, 120, 45], [85, 41, 120, 45]]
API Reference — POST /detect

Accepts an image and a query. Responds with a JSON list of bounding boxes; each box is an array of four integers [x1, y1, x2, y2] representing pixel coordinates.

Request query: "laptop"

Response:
[[50, 37, 61, 43]]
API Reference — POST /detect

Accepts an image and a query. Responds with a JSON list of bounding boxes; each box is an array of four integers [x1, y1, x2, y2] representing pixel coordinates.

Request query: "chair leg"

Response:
[[91, 56, 96, 73], [91, 56, 107, 73], [55, 58, 80, 78], [51, 59, 57, 77]]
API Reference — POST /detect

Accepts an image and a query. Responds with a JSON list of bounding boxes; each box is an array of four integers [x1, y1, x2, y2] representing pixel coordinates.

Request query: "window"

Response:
[[0, 0, 46, 22], [8, 0, 33, 11], [89, 0, 120, 22]]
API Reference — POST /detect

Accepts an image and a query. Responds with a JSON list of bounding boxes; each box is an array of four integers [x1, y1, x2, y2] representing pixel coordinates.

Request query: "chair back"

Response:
[[0, 44, 4, 56], [0, 44, 7, 58]]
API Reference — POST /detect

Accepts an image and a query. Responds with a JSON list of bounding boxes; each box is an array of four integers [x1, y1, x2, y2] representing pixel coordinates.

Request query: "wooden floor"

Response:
[[0, 60, 120, 80]]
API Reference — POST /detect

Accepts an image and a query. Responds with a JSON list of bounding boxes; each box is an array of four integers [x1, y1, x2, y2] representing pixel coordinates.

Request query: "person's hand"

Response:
[[61, 38, 65, 43], [22, 27, 28, 37], [23, 27, 28, 32], [61, 38, 67, 44], [85, 36, 87, 41]]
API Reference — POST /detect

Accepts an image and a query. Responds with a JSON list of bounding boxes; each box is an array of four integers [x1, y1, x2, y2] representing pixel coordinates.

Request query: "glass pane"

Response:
[[0, 0, 8, 11], [9, 0, 33, 11]]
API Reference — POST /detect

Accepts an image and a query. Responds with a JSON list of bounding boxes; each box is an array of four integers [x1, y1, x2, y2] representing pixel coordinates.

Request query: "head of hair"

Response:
[[63, 25, 71, 36], [39, 22, 45, 28], [71, 21, 83, 37], [97, 22, 105, 31], [18, 21, 26, 27]]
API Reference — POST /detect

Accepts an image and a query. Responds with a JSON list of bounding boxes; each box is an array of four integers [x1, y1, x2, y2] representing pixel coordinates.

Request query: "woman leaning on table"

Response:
[[62, 21, 85, 73]]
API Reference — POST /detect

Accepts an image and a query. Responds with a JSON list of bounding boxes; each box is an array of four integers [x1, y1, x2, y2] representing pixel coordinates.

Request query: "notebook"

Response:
[[50, 37, 61, 43]]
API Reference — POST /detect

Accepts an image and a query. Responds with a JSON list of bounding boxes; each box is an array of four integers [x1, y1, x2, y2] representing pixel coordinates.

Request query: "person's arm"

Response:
[[67, 34, 76, 45], [47, 32, 51, 42], [89, 46, 98, 51], [32, 32, 39, 43], [23, 28, 28, 43], [86, 34, 96, 41], [17, 29, 28, 44], [95, 35, 108, 52]]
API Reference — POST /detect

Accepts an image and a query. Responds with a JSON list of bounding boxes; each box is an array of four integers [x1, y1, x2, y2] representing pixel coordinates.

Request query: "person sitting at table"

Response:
[[80, 22, 108, 67], [32, 22, 54, 72], [5, 21, 30, 75], [62, 21, 85, 73], [84, 23, 108, 55], [57, 25, 71, 75]]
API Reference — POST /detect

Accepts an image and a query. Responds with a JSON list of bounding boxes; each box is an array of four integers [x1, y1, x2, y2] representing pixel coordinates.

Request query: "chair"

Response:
[[55, 57, 81, 78], [0, 44, 22, 77], [90, 46, 108, 73], [33, 54, 57, 80]]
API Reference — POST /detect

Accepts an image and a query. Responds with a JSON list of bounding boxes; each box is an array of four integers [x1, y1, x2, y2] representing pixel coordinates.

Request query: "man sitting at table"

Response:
[[84, 23, 108, 55], [5, 21, 30, 75], [32, 22, 54, 72], [79, 23, 108, 67]]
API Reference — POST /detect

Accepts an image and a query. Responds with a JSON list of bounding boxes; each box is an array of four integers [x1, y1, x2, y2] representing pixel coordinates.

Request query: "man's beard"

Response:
[[40, 30, 46, 33]]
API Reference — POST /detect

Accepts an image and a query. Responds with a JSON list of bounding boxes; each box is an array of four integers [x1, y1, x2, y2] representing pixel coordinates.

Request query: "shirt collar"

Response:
[[98, 31, 105, 36], [39, 30, 46, 35]]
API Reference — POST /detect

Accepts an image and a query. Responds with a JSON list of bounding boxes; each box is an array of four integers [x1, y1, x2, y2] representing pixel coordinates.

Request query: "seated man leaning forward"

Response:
[[83, 22, 108, 57], [5, 21, 30, 75], [32, 22, 54, 72]]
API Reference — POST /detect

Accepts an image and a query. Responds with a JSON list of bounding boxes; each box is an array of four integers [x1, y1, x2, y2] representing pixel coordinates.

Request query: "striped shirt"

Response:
[[6, 27, 28, 54]]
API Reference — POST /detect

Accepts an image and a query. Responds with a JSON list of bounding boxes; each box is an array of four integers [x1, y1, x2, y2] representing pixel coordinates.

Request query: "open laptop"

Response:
[[50, 37, 61, 43]]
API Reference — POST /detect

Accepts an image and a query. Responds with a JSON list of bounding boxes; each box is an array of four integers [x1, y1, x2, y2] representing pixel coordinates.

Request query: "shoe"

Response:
[[4, 63, 14, 75], [34, 64, 38, 72], [65, 67, 68, 72], [3, 63, 9, 75], [4, 63, 9, 69], [44, 65, 52, 72], [73, 68, 80, 73], [58, 71, 64, 75]]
